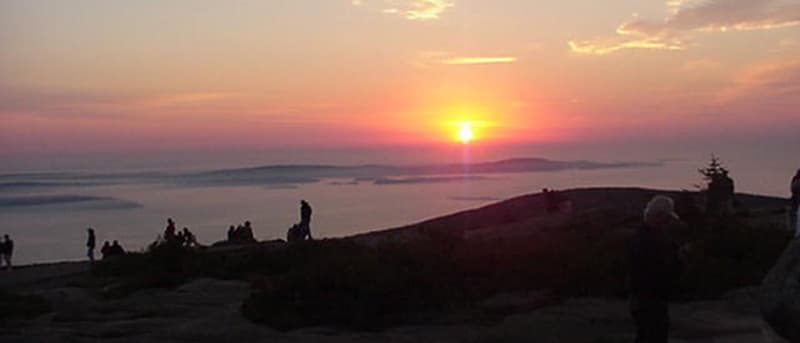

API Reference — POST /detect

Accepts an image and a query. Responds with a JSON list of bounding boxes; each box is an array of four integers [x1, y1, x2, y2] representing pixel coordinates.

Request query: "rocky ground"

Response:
[[0, 262, 788, 343]]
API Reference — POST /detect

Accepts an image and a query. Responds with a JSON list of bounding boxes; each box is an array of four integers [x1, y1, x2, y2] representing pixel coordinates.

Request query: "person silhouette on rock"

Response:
[[300, 200, 313, 240], [101, 241, 111, 259], [86, 228, 96, 263], [164, 218, 177, 242], [1, 235, 14, 270]]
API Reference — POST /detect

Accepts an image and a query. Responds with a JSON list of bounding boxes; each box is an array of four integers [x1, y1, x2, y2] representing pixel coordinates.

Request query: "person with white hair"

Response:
[[630, 195, 687, 343]]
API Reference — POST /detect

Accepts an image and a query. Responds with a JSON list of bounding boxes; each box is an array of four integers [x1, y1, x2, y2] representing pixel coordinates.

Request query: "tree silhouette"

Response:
[[698, 154, 728, 185]]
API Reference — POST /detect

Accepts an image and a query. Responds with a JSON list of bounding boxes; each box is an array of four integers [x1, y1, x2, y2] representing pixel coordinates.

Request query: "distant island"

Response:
[[0, 157, 660, 194]]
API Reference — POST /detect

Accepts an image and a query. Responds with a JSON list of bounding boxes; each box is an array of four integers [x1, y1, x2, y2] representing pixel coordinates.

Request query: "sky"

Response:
[[1, 0, 799, 156]]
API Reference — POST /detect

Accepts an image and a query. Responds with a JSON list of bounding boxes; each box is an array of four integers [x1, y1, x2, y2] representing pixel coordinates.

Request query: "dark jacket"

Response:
[[300, 202, 312, 224], [3, 239, 13, 255], [630, 224, 684, 299]]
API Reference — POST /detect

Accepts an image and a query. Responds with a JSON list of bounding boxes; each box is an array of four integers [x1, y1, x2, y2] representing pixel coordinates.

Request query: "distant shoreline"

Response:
[[3, 187, 790, 269]]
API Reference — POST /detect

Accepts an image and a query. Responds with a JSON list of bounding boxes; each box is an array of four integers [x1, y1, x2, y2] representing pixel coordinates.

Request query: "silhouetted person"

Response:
[[181, 227, 196, 247], [227, 225, 235, 241], [791, 170, 800, 230], [101, 241, 111, 259], [242, 221, 255, 242], [109, 240, 125, 256], [287, 224, 304, 242], [164, 218, 177, 242], [87, 228, 96, 263], [300, 200, 313, 240], [630, 195, 686, 343], [2, 235, 13, 270], [795, 207, 800, 239]]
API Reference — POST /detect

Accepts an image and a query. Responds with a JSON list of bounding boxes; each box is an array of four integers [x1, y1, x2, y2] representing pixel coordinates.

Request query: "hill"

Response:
[[0, 188, 793, 342]]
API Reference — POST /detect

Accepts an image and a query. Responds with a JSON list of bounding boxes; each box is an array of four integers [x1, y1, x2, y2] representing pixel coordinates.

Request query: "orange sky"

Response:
[[1, 1, 799, 153]]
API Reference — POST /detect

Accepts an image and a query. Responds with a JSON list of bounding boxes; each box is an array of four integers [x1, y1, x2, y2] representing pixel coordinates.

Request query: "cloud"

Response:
[[353, 0, 455, 21], [441, 56, 517, 65], [413, 52, 517, 67], [715, 59, 800, 115], [570, 0, 800, 55], [0, 88, 243, 119]]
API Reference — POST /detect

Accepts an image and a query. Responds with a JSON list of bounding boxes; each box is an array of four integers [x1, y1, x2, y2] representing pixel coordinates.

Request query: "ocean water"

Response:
[[1, 143, 796, 265]]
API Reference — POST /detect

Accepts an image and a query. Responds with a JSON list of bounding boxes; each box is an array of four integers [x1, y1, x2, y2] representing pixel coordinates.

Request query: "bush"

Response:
[[92, 241, 196, 297], [0, 289, 51, 321], [242, 239, 466, 330], [676, 218, 790, 300]]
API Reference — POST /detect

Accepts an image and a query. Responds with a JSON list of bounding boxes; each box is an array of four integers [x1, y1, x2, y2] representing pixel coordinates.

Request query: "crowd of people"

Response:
[[227, 221, 256, 243], [162, 218, 199, 247], [86, 227, 128, 261], [101, 240, 126, 259]]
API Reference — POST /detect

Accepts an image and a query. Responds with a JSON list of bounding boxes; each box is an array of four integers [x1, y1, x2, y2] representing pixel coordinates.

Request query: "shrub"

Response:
[[676, 218, 790, 300], [92, 241, 195, 297], [0, 289, 51, 321], [242, 239, 466, 330]]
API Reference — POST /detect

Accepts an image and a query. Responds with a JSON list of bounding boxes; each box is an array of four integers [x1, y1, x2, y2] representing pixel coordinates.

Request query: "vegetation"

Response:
[[698, 154, 729, 185], [0, 289, 52, 322], [91, 186, 791, 330], [92, 241, 196, 298]]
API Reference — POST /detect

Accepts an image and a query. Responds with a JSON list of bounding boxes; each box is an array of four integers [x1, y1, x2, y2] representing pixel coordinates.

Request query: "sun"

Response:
[[457, 122, 475, 144]]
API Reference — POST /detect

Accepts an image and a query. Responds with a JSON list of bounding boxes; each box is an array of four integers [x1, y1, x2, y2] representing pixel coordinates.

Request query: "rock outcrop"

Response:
[[761, 239, 800, 341]]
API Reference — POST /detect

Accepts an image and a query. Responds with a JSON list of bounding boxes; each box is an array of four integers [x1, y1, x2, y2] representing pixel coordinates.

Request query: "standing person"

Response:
[[629, 195, 686, 343], [0, 235, 8, 270], [164, 218, 177, 242], [795, 206, 800, 239], [791, 170, 800, 230], [227, 225, 235, 241], [300, 200, 313, 240], [2, 235, 13, 270], [87, 228, 96, 263]]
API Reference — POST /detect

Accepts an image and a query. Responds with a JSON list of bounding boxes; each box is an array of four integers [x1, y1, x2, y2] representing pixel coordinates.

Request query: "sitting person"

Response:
[[241, 221, 255, 242], [287, 224, 303, 242], [227, 222, 256, 243], [100, 241, 111, 260], [109, 240, 126, 257], [181, 227, 197, 247], [287, 222, 312, 242]]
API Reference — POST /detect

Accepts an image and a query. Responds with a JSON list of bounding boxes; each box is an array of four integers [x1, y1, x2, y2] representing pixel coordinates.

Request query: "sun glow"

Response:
[[457, 122, 475, 144]]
